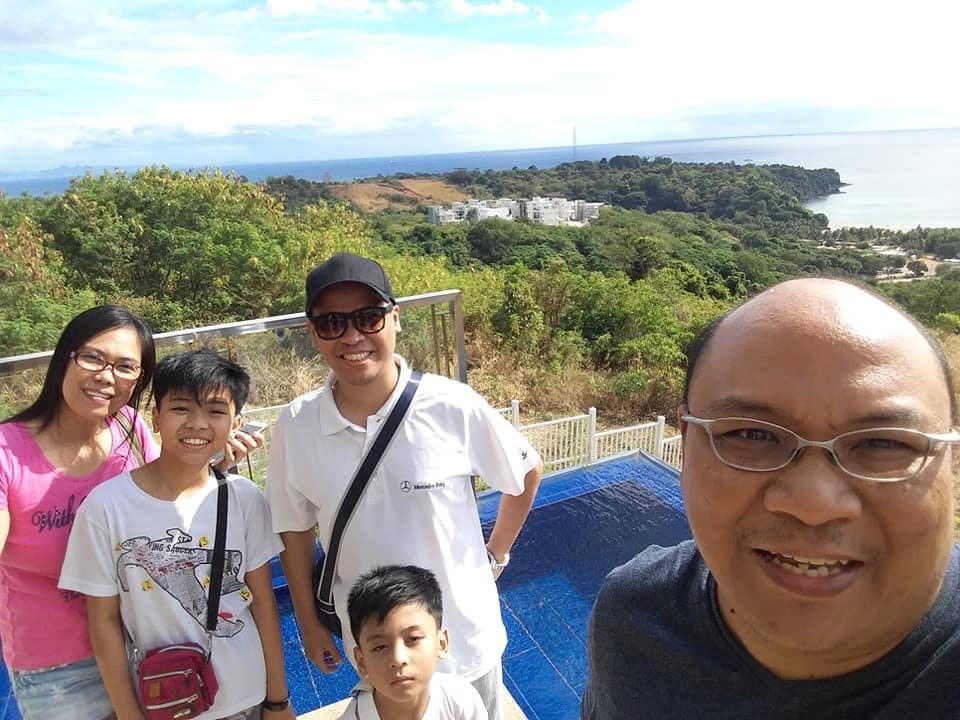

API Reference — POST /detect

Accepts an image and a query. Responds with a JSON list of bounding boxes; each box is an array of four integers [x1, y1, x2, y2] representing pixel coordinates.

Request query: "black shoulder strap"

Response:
[[315, 371, 422, 609], [206, 469, 229, 632]]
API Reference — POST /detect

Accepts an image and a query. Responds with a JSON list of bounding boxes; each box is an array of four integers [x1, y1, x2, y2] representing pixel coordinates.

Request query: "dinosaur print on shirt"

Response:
[[116, 528, 246, 637]]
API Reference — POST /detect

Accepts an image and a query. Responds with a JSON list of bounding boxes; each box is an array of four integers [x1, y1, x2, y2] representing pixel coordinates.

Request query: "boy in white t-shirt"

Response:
[[339, 565, 487, 720], [59, 349, 294, 720]]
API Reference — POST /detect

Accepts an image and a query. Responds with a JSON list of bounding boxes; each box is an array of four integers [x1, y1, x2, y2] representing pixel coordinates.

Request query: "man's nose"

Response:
[[340, 318, 366, 343], [763, 448, 862, 526]]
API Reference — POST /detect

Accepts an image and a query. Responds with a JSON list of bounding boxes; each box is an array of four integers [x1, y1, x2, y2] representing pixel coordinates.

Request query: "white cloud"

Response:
[[265, 0, 426, 18], [3, 0, 960, 171], [442, 0, 532, 19], [589, 0, 959, 113]]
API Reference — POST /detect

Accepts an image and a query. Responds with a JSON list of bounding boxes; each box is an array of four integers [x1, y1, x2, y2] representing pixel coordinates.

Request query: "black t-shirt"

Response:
[[582, 540, 960, 719]]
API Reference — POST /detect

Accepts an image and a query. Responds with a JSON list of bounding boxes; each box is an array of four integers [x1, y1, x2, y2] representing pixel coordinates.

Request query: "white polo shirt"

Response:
[[266, 356, 539, 681]]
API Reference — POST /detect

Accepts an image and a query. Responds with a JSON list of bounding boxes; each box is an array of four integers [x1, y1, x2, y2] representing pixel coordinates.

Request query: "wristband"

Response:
[[487, 549, 510, 571], [261, 697, 291, 712]]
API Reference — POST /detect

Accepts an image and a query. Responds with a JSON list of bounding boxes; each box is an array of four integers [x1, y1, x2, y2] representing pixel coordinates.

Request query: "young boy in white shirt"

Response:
[[340, 565, 487, 720], [59, 349, 294, 719]]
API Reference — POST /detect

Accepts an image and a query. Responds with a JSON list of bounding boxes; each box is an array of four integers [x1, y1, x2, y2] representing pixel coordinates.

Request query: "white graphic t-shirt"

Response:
[[60, 471, 283, 719]]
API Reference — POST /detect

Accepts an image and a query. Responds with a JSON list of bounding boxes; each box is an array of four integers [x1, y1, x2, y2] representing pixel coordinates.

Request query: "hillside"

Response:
[[328, 178, 468, 212], [263, 175, 468, 213]]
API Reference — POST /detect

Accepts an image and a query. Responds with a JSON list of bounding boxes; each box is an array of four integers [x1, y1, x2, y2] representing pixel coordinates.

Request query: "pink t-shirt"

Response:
[[0, 407, 159, 670]]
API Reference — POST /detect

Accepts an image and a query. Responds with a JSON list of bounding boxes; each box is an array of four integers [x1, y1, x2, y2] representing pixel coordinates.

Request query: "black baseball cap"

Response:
[[304, 253, 395, 314]]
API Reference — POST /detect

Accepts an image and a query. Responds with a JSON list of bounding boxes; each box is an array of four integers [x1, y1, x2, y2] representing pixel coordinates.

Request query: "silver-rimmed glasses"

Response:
[[682, 415, 960, 482]]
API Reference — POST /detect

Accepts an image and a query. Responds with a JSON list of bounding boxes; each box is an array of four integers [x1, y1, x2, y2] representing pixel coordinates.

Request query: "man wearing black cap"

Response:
[[266, 253, 542, 720]]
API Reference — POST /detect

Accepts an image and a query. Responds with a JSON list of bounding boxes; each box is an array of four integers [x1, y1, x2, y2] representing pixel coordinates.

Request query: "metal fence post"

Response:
[[450, 292, 468, 384], [588, 407, 598, 463], [654, 415, 666, 458], [511, 399, 520, 428]]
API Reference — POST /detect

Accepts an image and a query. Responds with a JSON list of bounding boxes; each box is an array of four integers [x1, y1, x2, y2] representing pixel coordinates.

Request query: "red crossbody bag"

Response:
[[134, 472, 228, 719]]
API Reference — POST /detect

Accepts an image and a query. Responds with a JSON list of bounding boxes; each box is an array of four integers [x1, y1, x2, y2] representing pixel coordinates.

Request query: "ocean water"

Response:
[[2, 128, 958, 229]]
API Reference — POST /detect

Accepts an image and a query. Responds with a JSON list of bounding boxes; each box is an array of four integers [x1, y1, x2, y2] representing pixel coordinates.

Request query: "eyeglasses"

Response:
[[70, 350, 143, 382], [307, 304, 394, 340], [682, 415, 960, 482]]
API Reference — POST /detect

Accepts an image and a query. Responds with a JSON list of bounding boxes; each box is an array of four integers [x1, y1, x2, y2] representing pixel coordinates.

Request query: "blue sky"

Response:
[[1, 0, 958, 173]]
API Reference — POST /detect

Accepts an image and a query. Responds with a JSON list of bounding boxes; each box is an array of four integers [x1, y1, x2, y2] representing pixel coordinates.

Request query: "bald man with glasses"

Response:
[[582, 278, 960, 719]]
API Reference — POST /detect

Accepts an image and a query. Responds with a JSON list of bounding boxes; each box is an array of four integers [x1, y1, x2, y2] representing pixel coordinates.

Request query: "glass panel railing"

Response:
[[0, 289, 466, 420]]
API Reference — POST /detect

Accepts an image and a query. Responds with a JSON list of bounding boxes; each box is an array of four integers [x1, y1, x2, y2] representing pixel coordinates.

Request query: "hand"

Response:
[[303, 623, 343, 673], [260, 704, 296, 719], [486, 544, 508, 582], [212, 427, 265, 472]]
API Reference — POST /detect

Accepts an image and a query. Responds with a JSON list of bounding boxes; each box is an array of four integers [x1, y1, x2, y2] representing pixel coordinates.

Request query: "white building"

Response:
[[575, 201, 603, 222], [476, 206, 512, 221], [428, 195, 603, 226]]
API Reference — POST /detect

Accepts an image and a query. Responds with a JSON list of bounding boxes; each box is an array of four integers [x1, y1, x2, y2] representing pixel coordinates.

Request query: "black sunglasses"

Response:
[[308, 304, 395, 340]]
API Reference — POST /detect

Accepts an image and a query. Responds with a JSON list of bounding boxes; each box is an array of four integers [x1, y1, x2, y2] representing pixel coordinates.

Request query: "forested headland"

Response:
[[3, 158, 960, 422]]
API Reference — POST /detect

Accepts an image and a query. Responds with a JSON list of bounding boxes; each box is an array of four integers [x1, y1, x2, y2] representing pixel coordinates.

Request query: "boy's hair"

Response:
[[152, 348, 251, 412], [348, 565, 443, 643]]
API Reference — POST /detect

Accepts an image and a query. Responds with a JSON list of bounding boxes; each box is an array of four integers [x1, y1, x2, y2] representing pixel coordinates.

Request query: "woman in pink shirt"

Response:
[[0, 305, 262, 719], [0, 306, 159, 719]]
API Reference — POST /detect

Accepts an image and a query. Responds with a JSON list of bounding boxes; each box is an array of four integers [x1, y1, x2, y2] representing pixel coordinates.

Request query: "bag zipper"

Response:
[[142, 667, 193, 681], [145, 693, 199, 710]]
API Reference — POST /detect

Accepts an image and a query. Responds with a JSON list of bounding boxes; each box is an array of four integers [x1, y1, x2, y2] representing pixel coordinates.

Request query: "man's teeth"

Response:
[[181, 438, 209, 446], [343, 352, 370, 361], [769, 552, 850, 577]]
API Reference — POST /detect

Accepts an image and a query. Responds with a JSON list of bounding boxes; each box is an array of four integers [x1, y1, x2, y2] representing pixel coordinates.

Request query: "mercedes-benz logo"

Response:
[[400, 480, 412, 493]]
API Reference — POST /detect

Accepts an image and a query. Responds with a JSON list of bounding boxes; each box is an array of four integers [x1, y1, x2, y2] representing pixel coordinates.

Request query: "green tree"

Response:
[[35, 168, 372, 328], [0, 216, 96, 355], [492, 265, 545, 353]]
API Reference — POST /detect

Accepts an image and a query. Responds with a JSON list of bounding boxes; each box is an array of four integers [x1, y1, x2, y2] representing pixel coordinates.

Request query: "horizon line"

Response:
[[4, 125, 958, 181]]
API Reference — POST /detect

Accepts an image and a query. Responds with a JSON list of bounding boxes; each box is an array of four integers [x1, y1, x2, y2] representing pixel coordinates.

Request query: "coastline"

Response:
[[3, 127, 959, 230]]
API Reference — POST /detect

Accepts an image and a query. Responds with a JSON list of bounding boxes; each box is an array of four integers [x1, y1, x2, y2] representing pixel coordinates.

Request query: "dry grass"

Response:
[[398, 178, 470, 203], [465, 335, 590, 419], [327, 179, 468, 213], [0, 367, 45, 418]]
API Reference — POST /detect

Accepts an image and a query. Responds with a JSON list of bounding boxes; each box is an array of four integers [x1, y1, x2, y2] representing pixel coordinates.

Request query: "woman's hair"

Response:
[[4, 305, 156, 431]]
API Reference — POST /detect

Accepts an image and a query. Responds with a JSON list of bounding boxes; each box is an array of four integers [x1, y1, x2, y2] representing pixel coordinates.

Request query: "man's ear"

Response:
[[354, 646, 367, 677], [393, 306, 401, 333], [151, 404, 160, 431], [437, 627, 449, 659]]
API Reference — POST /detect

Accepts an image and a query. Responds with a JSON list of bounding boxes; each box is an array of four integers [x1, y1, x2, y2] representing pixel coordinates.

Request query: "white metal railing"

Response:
[[519, 411, 682, 473], [596, 419, 663, 460], [521, 413, 592, 474], [495, 399, 521, 428], [660, 435, 683, 469]]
